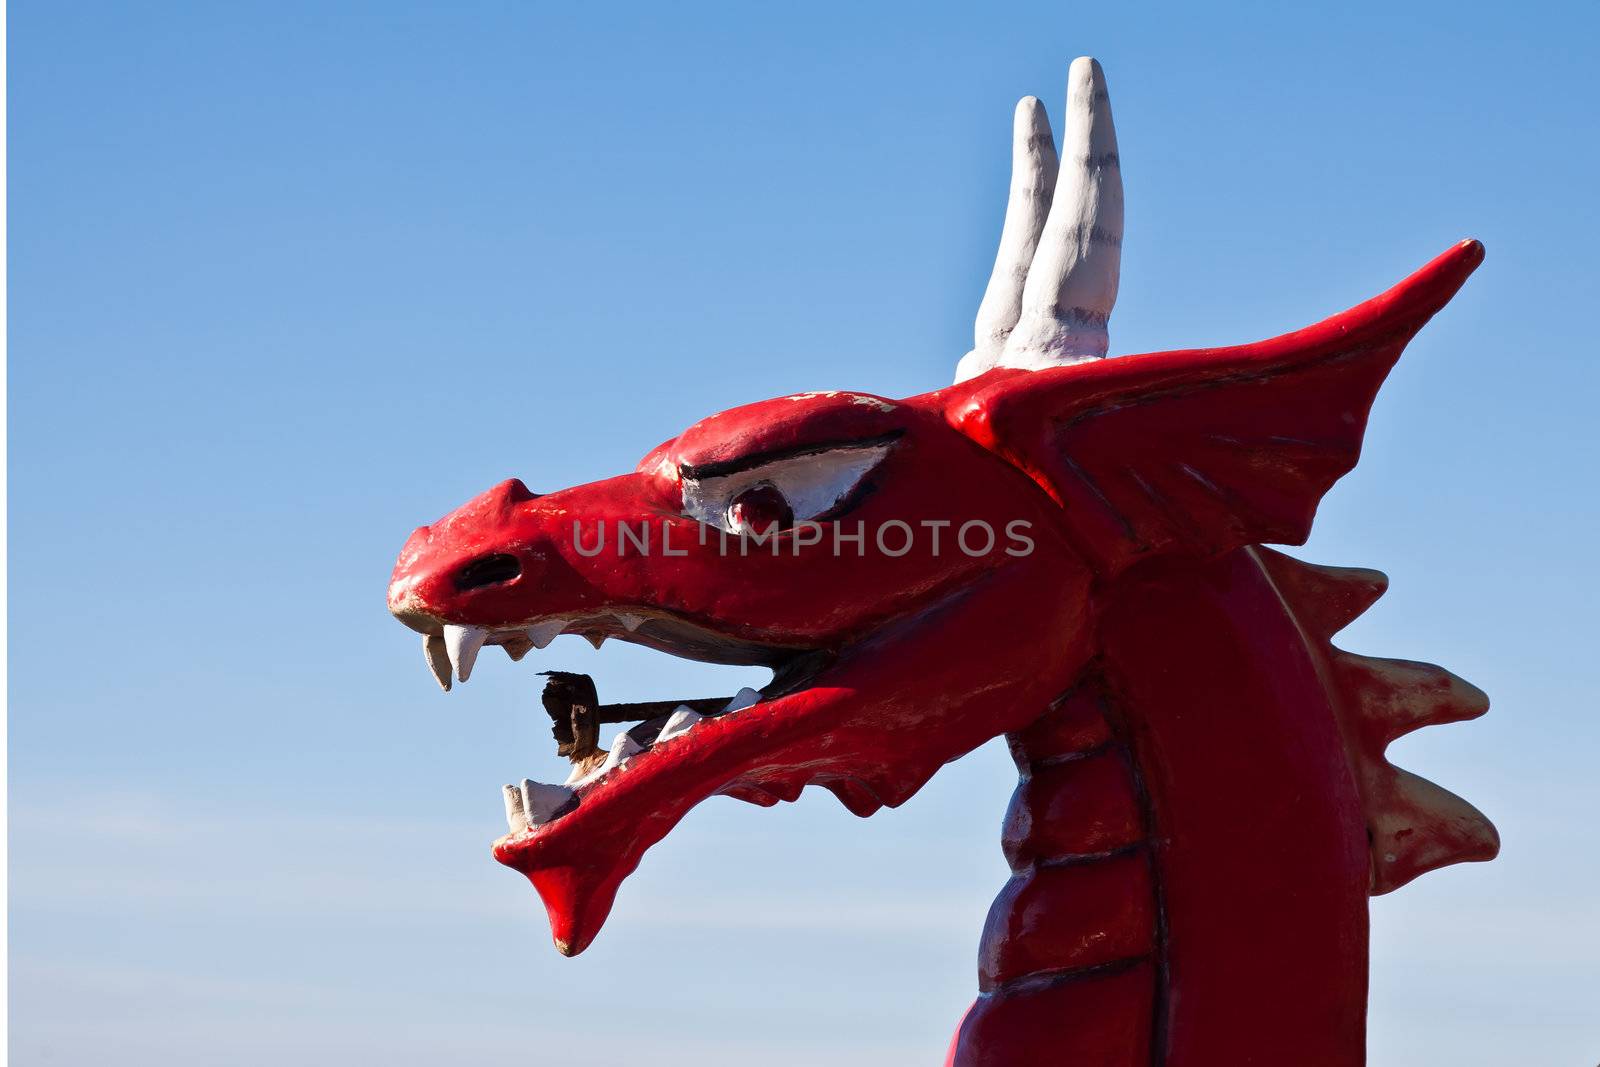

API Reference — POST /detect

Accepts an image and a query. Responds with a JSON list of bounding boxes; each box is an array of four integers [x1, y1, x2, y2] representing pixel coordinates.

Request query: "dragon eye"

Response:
[[679, 437, 897, 536], [726, 483, 795, 535]]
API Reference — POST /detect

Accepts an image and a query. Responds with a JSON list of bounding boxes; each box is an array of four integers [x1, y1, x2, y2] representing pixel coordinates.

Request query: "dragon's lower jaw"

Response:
[[496, 621, 1019, 953], [407, 610, 885, 956], [495, 688, 830, 951], [494, 658, 907, 955]]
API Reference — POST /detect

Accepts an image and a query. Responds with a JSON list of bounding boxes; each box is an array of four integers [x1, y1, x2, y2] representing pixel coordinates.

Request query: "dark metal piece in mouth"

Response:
[[539, 671, 731, 764], [536, 650, 835, 765], [540, 671, 600, 762]]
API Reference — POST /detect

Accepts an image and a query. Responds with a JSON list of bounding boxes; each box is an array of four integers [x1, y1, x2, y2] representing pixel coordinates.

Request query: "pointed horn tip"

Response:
[[1013, 96, 1052, 135], [1068, 56, 1108, 84]]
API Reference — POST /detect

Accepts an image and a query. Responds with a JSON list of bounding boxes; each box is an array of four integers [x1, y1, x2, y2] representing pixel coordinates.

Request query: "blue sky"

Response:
[[9, 1, 1598, 1063]]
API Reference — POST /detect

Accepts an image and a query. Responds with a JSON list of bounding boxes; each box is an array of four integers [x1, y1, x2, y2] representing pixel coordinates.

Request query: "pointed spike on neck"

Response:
[[1255, 547, 1389, 637], [1335, 652, 1490, 746], [1368, 767, 1500, 894]]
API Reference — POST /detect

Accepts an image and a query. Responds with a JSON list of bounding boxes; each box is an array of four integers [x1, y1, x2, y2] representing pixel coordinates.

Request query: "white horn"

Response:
[[959, 97, 1059, 381], [957, 57, 1123, 382]]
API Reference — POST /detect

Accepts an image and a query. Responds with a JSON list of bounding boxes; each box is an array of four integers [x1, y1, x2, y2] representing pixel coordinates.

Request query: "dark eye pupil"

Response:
[[727, 483, 795, 534]]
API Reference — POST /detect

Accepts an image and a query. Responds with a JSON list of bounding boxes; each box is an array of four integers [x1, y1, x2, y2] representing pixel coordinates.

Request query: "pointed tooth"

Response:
[[656, 705, 703, 743], [502, 784, 529, 834], [423, 634, 452, 692], [585, 633, 607, 651], [442, 624, 489, 683], [617, 613, 646, 632], [601, 732, 643, 771], [722, 687, 761, 713], [563, 734, 644, 790], [501, 633, 534, 662], [525, 619, 566, 650], [520, 779, 576, 826]]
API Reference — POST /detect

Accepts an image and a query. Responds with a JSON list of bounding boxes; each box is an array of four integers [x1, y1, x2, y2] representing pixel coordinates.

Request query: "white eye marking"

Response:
[[681, 442, 895, 534]]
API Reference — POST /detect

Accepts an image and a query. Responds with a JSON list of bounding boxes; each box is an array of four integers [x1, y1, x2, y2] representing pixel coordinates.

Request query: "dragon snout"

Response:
[[387, 527, 436, 624], [385, 478, 548, 624], [387, 540, 534, 624]]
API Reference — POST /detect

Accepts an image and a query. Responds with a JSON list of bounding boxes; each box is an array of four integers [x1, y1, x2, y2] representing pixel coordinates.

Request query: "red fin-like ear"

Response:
[[947, 240, 1484, 576]]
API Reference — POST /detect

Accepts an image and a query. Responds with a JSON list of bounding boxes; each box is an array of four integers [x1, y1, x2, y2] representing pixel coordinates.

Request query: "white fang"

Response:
[[442, 623, 489, 682], [520, 779, 575, 827], [424, 633, 453, 691], [525, 619, 566, 649], [656, 705, 703, 744], [722, 687, 762, 713], [502, 784, 529, 834]]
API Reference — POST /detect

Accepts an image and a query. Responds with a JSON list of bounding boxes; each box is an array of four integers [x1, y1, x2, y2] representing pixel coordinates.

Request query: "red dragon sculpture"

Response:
[[387, 58, 1497, 1065]]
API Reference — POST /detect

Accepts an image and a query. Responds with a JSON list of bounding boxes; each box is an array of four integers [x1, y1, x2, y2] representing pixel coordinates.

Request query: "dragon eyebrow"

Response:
[[678, 430, 903, 481]]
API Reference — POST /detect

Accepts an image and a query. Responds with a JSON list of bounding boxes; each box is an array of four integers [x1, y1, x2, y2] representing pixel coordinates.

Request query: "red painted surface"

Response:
[[388, 241, 1497, 1063]]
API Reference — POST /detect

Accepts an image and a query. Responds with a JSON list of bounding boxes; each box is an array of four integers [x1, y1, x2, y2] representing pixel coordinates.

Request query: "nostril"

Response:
[[455, 553, 522, 592]]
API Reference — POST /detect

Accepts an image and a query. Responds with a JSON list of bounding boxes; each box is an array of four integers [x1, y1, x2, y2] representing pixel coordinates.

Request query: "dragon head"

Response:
[[386, 58, 1485, 957], [387, 380, 1100, 954]]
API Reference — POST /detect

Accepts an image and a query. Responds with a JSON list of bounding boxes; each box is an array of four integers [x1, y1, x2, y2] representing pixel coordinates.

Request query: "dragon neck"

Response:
[[950, 546, 1375, 1067]]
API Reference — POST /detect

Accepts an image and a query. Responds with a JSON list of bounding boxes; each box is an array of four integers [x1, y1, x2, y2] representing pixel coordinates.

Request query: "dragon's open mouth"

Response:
[[497, 622, 834, 833], [398, 607, 850, 948]]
